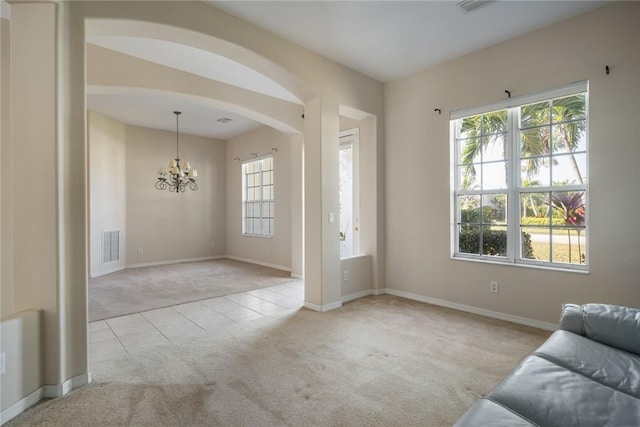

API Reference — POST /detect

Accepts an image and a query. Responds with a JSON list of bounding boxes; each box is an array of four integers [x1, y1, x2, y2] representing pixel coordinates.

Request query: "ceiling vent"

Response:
[[457, 0, 495, 13]]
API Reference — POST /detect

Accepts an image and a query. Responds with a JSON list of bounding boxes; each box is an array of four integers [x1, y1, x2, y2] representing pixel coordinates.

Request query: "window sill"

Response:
[[451, 255, 589, 274]]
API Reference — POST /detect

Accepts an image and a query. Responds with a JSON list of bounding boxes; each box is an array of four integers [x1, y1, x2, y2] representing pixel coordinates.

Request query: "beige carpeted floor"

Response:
[[89, 259, 301, 321], [9, 295, 550, 426]]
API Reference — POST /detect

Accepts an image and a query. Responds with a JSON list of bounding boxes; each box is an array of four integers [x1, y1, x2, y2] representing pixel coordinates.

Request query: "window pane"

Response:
[[520, 192, 550, 225], [458, 225, 480, 254], [261, 201, 270, 218], [482, 194, 507, 225], [520, 127, 551, 157], [552, 153, 587, 185], [482, 134, 506, 162], [263, 170, 272, 185], [520, 158, 550, 187], [552, 121, 587, 153], [522, 229, 549, 261], [552, 94, 586, 123], [520, 101, 550, 128], [459, 137, 481, 164], [552, 228, 586, 265], [265, 157, 274, 170], [458, 164, 479, 190], [482, 161, 507, 190], [550, 191, 586, 227], [482, 226, 507, 256], [263, 185, 272, 200], [481, 110, 507, 134], [459, 195, 481, 224], [460, 115, 482, 139], [262, 219, 271, 235]]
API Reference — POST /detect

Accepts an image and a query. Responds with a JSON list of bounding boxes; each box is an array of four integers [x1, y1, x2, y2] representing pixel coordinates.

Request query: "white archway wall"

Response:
[[86, 43, 303, 135], [3, 0, 384, 403]]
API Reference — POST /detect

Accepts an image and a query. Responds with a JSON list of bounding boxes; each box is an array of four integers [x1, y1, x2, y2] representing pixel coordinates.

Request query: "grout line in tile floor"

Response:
[[89, 282, 304, 363]]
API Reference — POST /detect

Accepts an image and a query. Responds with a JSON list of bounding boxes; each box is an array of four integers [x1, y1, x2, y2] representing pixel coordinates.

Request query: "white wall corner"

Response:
[[342, 289, 374, 303], [303, 300, 343, 312], [126, 255, 226, 269], [225, 256, 291, 273]]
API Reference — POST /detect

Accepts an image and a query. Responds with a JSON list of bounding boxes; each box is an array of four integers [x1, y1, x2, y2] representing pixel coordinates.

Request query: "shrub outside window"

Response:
[[452, 82, 588, 271], [242, 156, 274, 237]]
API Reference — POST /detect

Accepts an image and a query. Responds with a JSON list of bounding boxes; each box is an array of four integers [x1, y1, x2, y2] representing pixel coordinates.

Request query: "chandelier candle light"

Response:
[[156, 111, 198, 193]]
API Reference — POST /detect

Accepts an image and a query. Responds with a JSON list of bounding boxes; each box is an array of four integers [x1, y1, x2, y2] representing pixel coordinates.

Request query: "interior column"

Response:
[[303, 98, 342, 311], [9, 0, 60, 387]]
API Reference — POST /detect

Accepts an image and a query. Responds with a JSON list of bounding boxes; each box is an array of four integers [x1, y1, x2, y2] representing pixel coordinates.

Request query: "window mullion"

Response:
[[508, 108, 519, 263]]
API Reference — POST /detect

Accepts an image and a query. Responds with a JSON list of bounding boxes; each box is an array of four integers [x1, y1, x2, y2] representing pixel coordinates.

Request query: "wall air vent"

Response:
[[102, 230, 120, 264], [457, 0, 495, 13]]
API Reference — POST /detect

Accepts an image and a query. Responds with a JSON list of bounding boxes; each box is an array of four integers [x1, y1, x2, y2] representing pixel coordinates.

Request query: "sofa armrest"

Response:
[[559, 303, 640, 355]]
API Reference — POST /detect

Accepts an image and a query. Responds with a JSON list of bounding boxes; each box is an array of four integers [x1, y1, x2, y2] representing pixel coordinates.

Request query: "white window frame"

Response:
[[339, 128, 360, 258], [242, 155, 274, 238], [450, 81, 589, 272]]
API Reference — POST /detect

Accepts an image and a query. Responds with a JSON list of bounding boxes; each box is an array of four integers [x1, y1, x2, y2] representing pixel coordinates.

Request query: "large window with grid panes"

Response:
[[451, 81, 588, 271], [242, 156, 274, 237]]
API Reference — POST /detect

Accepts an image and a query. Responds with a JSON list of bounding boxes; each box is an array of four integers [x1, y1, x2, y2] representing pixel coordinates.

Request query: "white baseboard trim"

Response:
[[43, 372, 92, 398], [127, 255, 225, 269], [342, 289, 374, 303], [382, 288, 557, 331], [290, 273, 304, 280], [90, 263, 125, 278], [1, 372, 91, 425], [303, 300, 343, 312], [1, 387, 43, 425], [226, 256, 291, 273]]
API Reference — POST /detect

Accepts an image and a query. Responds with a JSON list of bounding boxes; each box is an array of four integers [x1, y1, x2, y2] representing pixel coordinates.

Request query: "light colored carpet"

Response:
[[8, 295, 550, 426], [89, 259, 301, 321]]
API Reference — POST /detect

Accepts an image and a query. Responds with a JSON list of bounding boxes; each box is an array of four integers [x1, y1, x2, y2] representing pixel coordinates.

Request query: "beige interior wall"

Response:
[[384, 2, 640, 325], [76, 0, 385, 311], [226, 126, 292, 270], [125, 124, 226, 266], [0, 310, 42, 413], [289, 134, 304, 278], [1, 16, 13, 316], [341, 255, 372, 300], [88, 111, 126, 277], [340, 116, 359, 132], [9, 2, 60, 385], [1, 0, 384, 412]]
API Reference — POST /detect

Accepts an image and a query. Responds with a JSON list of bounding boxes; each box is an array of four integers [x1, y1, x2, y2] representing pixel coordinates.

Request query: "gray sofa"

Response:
[[454, 303, 640, 426]]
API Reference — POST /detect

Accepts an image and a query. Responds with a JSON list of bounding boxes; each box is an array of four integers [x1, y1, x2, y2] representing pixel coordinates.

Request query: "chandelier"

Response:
[[156, 111, 198, 193]]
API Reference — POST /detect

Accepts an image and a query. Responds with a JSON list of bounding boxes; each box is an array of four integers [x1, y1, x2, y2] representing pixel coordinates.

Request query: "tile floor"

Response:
[[89, 282, 304, 363]]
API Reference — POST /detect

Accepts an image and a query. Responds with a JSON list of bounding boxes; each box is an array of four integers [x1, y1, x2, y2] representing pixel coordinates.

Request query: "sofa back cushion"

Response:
[[560, 303, 640, 355]]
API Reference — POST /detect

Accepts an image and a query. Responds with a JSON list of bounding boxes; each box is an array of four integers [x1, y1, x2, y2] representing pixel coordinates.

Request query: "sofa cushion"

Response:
[[560, 303, 640, 355], [487, 354, 640, 427], [453, 398, 535, 426], [535, 330, 640, 399]]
